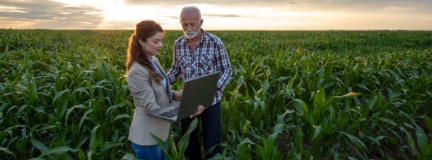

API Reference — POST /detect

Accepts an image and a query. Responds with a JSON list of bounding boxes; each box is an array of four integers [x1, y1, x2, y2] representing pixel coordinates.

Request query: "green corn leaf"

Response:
[[73, 87, 90, 96], [150, 133, 171, 160], [377, 117, 397, 126], [266, 133, 278, 148], [311, 125, 322, 142], [0, 147, 15, 156], [78, 149, 86, 160], [31, 136, 48, 153], [237, 138, 254, 159], [277, 109, 294, 124], [415, 125, 428, 157], [262, 79, 270, 95], [341, 132, 366, 150], [79, 109, 93, 131], [368, 95, 378, 110], [294, 127, 303, 153], [287, 71, 298, 91], [121, 153, 138, 160], [239, 137, 255, 146], [423, 114, 432, 132], [242, 120, 251, 134], [293, 99, 308, 117], [168, 135, 178, 160], [178, 118, 198, 154], [52, 89, 70, 104], [275, 76, 289, 81], [403, 129, 421, 159], [65, 104, 86, 124], [112, 114, 130, 122], [273, 124, 284, 134], [39, 146, 78, 157], [89, 124, 100, 150], [313, 89, 326, 108], [370, 136, 386, 145]]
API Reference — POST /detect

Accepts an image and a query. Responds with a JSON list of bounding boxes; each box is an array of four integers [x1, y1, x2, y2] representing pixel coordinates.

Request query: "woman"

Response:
[[125, 20, 203, 159]]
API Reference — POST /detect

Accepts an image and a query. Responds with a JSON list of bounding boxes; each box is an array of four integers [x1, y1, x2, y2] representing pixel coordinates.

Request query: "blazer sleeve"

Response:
[[126, 66, 160, 113]]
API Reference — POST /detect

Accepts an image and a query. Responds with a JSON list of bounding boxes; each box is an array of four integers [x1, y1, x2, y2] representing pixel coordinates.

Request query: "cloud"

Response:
[[0, 0, 103, 29], [204, 14, 243, 18], [122, 0, 432, 19], [124, 0, 296, 5], [0, 5, 29, 13], [293, 0, 432, 13], [123, 0, 432, 11]]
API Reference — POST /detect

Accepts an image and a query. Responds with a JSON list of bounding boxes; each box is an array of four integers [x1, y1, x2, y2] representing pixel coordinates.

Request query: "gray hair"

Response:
[[181, 6, 201, 21]]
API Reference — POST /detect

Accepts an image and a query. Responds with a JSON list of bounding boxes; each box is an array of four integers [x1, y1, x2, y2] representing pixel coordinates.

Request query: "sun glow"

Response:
[[102, 5, 165, 22], [52, 0, 141, 21], [52, 0, 181, 29]]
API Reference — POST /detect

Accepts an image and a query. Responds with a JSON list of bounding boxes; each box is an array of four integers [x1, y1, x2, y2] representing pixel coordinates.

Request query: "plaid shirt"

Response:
[[167, 29, 232, 105]]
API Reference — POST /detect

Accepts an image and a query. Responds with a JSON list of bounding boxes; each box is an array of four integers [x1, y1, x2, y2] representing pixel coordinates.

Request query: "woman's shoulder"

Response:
[[129, 61, 150, 75]]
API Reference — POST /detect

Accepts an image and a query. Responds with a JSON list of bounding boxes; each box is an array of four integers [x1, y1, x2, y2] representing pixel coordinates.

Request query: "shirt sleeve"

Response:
[[215, 39, 233, 92], [166, 44, 181, 84]]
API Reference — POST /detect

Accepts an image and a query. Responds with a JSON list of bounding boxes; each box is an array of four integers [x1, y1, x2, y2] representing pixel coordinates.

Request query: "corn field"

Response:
[[1, 29, 431, 159]]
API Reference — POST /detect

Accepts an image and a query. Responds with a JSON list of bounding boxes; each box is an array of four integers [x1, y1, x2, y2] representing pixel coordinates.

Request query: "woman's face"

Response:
[[139, 32, 164, 58]]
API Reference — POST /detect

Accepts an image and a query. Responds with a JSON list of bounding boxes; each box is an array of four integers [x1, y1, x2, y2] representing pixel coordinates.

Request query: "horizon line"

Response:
[[1, 28, 432, 32]]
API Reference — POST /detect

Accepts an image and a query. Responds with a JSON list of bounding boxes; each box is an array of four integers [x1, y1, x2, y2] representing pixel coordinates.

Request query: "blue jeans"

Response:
[[181, 102, 221, 159], [131, 141, 167, 160]]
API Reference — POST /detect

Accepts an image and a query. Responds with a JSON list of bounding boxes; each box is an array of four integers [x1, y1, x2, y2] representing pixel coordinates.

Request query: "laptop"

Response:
[[147, 72, 220, 122]]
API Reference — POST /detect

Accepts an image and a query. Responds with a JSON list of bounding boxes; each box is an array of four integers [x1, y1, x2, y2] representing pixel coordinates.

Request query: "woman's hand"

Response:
[[173, 91, 182, 101], [190, 105, 205, 118]]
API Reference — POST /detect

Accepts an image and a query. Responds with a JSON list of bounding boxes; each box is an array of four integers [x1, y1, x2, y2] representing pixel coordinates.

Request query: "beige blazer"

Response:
[[126, 57, 173, 145]]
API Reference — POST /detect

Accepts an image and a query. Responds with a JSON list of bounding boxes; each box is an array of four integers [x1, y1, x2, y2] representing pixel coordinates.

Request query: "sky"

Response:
[[0, 0, 431, 30]]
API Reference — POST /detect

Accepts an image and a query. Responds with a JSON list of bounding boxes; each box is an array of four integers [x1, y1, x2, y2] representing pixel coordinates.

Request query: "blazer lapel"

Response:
[[153, 58, 172, 103]]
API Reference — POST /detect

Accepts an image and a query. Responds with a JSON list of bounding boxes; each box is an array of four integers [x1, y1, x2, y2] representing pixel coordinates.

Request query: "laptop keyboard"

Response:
[[159, 107, 179, 118]]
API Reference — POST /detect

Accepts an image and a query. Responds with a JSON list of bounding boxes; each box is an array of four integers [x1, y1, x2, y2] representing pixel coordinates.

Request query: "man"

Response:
[[166, 6, 233, 159]]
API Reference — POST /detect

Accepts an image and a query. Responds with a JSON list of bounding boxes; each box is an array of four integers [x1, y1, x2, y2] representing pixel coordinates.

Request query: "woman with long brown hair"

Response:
[[125, 20, 204, 159]]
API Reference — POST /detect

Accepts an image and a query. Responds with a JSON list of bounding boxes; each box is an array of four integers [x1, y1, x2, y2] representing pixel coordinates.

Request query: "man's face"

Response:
[[180, 11, 202, 39]]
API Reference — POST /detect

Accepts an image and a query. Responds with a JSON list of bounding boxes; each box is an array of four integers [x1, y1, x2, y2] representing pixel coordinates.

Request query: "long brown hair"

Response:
[[125, 20, 164, 83]]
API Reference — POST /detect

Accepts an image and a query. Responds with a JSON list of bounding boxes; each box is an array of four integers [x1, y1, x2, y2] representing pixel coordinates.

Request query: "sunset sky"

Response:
[[0, 0, 431, 30]]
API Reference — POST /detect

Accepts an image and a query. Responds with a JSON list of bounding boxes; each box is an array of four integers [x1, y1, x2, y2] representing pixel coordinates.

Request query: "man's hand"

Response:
[[190, 105, 205, 118]]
